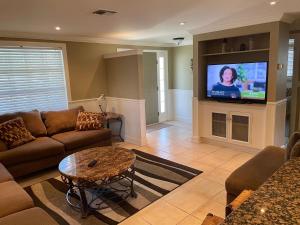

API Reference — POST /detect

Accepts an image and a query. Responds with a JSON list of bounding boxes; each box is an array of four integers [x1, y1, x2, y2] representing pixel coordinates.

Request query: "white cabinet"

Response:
[[211, 112, 251, 144]]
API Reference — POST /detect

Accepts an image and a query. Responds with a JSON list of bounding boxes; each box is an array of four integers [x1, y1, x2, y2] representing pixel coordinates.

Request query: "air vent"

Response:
[[93, 9, 117, 16]]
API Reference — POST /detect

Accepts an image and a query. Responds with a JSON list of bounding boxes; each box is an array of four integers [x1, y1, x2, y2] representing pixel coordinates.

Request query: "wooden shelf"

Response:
[[202, 48, 269, 57]]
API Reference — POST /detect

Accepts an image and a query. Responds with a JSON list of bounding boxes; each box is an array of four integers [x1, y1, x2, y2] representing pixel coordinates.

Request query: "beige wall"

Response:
[[105, 54, 144, 99], [170, 45, 193, 90], [65, 42, 115, 100]]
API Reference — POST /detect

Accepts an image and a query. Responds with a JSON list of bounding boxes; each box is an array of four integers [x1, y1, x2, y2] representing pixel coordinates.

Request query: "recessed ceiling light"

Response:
[[55, 26, 61, 31], [270, 1, 277, 5], [179, 22, 186, 26]]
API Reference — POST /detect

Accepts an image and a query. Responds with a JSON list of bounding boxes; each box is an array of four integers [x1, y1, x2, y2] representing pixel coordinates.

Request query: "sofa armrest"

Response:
[[0, 163, 14, 183], [286, 132, 300, 160], [225, 146, 285, 204]]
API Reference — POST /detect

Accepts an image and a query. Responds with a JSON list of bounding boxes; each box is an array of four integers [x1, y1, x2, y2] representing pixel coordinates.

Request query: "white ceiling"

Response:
[[0, 0, 299, 46]]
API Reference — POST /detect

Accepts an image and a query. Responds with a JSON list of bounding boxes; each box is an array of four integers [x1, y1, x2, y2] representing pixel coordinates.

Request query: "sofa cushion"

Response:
[[0, 137, 64, 166], [0, 207, 58, 225], [0, 163, 14, 183], [0, 181, 34, 218], [225, 146, 285, 203], [52, 129, 111, 151], [18, 110, 47, 137], [76, 111, 105, 131], [42, 106, 84, 135], [0, 118, 35, 149], [0, 140, 7, 152], [0, 110, 47, 137]]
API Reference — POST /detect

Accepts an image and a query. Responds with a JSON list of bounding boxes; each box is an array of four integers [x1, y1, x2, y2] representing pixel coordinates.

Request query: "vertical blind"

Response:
[[0, 47, 68, 114], [287, 39, 295, 77]]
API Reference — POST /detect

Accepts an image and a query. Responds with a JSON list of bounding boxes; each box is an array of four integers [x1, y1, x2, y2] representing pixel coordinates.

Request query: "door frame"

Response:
[[117, 48, 169, 123], [290, 34, 300, 132]]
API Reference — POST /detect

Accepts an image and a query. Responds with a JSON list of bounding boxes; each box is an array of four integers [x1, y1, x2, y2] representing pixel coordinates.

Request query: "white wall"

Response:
[[168, 89, 193, 123], [69, 97, 146, 146]]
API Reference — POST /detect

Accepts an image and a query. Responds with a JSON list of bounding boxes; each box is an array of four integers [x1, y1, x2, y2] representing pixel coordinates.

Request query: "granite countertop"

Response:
[[222, 158, 300, 225]]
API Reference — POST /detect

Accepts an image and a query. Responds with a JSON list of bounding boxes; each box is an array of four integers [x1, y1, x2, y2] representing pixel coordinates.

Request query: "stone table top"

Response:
[[222, 158, 300, 225], [58, 146, 136, 183]]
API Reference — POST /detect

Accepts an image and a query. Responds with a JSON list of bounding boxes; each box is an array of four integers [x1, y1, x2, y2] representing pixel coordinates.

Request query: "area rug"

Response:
[[146, 123, 173, 133], [25, 149, 202, 225]]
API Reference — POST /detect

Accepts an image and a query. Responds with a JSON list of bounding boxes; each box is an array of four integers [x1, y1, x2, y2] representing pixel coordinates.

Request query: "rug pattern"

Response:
[[25, 149, 202, 225]]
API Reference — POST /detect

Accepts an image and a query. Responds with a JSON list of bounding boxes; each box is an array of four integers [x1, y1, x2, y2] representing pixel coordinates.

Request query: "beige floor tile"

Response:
[[201, 167, 232, 185], [164, 184, 210, 213], [177, 215, 203, 225], [140, 200, 188, 225], [192, 201, 226, 222], [219, 153, 255, 171], [119, 214, 150, 225], [213, 190, 227, 206]]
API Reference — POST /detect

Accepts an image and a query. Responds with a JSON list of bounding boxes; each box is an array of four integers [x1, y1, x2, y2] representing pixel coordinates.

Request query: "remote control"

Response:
[[88, 160, 97, 167]]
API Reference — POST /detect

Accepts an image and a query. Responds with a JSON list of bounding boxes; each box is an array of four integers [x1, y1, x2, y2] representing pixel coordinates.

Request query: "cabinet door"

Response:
[[230, 113, 250, 143], [212, 112, 227, 138]]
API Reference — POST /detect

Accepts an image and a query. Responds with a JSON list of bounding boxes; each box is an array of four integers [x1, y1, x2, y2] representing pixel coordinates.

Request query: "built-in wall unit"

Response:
[[193, 21, 290, 150]]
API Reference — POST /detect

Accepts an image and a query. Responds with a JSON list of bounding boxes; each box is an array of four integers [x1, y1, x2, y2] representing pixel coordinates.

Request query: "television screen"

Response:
[[206, 62, 268, 102]]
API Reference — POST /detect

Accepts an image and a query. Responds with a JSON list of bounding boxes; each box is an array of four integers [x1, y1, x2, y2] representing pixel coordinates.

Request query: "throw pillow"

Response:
[[18, 110, 47, 137], [0, 110, 47, 137], [0, 117, 35, 149], [76, 112, 105, 131], [42, 106, 84, 136]]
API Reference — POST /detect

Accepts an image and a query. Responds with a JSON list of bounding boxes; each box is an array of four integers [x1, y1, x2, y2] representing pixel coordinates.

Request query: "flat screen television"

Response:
[[206, 62, 268, 103]]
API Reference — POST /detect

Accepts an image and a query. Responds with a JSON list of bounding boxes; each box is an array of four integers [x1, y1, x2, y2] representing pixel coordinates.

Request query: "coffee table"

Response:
[[58, 146, 136, 218]]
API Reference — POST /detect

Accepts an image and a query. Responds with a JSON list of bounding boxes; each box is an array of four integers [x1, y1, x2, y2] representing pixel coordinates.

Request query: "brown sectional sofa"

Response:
[[0, 163, 58, 225], [0, 107, 112, 177]]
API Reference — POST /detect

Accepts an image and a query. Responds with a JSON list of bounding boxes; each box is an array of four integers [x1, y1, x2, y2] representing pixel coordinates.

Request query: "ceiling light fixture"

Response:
[[270, 1, 277, 5], [93, 9, 117, 16], [173, 37, 185, 46], [55, 26, 61, 31], [179, 22, 186, 26]]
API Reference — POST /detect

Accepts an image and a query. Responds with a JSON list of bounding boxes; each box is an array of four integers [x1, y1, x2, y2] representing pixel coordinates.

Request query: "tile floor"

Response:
[[18, 120, 259, 225], [118, 121, 258, 225]]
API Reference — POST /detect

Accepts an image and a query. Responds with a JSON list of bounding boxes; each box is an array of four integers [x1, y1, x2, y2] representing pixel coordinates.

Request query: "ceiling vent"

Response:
[[93, 9, 117, 16]]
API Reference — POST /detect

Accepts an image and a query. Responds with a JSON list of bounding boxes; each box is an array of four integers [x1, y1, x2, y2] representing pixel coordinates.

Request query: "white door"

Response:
[[157, 51, 168, 122]]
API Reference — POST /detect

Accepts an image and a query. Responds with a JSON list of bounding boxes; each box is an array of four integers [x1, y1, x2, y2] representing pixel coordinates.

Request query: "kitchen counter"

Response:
[[222, 158, 300, 225]]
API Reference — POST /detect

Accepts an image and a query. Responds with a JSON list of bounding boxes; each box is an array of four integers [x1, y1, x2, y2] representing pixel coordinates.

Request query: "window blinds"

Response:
[[0, 47, 68, 114], [287, 39, 295, 77]]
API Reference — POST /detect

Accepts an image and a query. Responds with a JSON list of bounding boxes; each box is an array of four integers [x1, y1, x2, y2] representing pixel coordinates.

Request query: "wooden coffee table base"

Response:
[[61, 166, 137, 218]]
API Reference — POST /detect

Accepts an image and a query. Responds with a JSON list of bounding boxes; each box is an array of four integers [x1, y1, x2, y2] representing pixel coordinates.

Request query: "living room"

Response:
[[0, 1, 300, 225]]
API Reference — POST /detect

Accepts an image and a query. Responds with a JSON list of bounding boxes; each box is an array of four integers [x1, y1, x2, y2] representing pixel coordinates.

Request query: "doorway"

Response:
[[143, 51, 168, 125]]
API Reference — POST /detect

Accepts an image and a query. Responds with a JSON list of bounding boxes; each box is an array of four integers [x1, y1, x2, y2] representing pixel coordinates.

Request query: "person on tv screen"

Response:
[[211, 66, 241, 99]]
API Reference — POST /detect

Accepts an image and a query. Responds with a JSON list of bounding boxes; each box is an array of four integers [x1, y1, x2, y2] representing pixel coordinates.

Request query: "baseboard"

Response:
[[192, 136, 201, 143], [200, 137, 261, 153], [174, 115, 192, 124]]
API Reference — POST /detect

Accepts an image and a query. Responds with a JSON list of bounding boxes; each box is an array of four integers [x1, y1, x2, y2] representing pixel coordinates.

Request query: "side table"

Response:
[[105, 112, 124, 142]]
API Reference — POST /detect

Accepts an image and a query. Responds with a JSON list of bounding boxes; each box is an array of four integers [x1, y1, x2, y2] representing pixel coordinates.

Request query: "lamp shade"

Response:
[[97, 94, 107, 113]]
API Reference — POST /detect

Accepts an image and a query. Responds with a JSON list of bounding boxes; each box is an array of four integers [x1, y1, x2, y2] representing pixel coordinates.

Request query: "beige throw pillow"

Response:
[[76, 112, 105, 131], [0, 117, 35, 149]]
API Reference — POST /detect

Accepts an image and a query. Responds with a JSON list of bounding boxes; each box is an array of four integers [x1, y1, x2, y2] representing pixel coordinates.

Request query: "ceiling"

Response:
[[0, 0, 299, 46]]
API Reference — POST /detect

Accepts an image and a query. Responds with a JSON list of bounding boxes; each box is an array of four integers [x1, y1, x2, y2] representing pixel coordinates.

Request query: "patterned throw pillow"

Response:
[[0, 117, 35, 149], [76, 112, 105, 131]]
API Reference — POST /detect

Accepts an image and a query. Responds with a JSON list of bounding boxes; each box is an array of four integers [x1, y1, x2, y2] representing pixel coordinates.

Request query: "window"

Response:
[[158, 56, 166, 113], [0, 46, 68, 114], [287, 39, 295, 77]]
